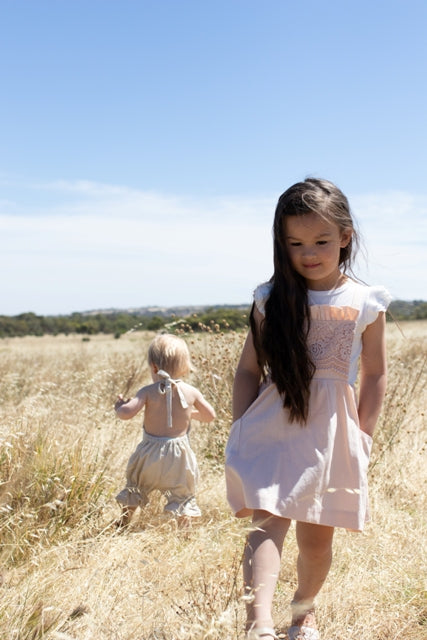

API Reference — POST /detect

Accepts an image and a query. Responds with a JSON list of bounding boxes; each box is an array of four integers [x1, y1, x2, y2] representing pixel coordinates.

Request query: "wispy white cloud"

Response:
[[4, 179, 274, 222], [351, 190, 426, 300], [0, 179, 274, 314], [1, 179, 425, 315]]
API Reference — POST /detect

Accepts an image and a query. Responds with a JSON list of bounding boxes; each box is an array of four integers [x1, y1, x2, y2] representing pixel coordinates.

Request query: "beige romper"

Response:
[[116, 371, 201, 517]]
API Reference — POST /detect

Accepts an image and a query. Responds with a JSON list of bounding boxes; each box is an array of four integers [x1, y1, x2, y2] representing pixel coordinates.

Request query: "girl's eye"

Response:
[[317, 240, 328, 245], [289, 241, 302, 247]]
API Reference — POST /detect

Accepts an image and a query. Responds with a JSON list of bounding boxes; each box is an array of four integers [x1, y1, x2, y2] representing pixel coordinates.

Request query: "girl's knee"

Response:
[[248, 511, 291, 550], [296, 522, 334, 557], [301, 541, 333, 564]]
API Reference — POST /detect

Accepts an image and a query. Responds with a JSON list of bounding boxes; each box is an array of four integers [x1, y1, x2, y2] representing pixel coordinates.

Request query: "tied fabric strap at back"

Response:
[[157, 369, 189, 428]]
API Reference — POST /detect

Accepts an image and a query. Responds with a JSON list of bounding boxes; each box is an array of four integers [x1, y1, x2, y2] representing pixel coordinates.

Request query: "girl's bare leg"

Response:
[[243, 510, 291, 634], [292, 521, 334, 624]]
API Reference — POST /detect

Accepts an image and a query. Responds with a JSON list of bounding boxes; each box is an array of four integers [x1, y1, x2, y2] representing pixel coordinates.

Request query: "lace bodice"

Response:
[[308, 306, 359, 380], [253, 279, 391, 385]]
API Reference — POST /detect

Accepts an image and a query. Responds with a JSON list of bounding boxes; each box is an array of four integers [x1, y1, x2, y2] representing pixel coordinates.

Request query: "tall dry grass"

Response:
[[0, 322, 426, 639]]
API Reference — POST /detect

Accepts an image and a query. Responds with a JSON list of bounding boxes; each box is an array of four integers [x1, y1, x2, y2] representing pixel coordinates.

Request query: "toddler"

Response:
[[115, 333, 216, 527]]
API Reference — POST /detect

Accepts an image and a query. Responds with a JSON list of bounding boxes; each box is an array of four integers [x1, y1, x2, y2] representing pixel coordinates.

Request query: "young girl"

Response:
[[115, 334, 216, 528], [225, 178, 391, 640]]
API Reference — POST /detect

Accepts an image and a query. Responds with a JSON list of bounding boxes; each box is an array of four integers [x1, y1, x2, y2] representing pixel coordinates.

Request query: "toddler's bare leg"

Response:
[[177, 515, 192, 529], [243, 510, 291, 633], [115, 506, 137, 529]]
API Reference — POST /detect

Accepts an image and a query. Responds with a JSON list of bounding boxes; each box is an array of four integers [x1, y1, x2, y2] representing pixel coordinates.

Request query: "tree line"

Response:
[[0, 308, 250, 338], [0, 300, 426, 339]]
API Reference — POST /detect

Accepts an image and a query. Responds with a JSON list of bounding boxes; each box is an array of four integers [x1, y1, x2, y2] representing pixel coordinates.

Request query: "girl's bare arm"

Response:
[[358, 312, 387, 436], [232, 307, 263, 422]]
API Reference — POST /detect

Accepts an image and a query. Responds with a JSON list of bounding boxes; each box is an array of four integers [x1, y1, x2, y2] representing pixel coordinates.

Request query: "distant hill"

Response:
[[82, 303, 250, 317], [81, 299, 427, 321]]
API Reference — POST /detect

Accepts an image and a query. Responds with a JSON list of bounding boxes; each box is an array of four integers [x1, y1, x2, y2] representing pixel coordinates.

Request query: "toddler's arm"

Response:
[[358, 312, 387, 437], [115, 387, 147, 420], [191, 391, 216, 423]]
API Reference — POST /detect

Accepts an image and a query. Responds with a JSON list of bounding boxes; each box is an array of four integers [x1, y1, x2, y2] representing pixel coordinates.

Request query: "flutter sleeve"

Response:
[[253, 282, 272, 316], [361, 285, 393, 327]]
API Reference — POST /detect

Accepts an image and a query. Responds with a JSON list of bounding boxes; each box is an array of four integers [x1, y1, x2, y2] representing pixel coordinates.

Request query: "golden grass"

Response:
[[0, 323, 426, 639]]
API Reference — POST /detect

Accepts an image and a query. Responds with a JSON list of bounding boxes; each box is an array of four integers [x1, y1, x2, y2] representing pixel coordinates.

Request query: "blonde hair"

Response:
[[147, 334, 192, 379]]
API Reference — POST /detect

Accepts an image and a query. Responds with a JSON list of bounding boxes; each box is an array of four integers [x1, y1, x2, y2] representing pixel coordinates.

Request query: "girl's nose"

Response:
[[302, 245, 316, 258]]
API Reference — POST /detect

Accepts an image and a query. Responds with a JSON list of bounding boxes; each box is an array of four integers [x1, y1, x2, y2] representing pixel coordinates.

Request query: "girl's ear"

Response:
[[340, 229, 352, 248], [151, 363, 159, 374]]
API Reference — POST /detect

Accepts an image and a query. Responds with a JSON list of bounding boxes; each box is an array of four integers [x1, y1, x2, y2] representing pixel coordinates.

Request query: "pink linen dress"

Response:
[[225, 279, 391, 531]]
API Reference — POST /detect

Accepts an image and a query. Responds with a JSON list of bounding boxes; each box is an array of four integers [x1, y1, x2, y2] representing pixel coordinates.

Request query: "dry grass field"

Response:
[[0, 321, 426, 640]]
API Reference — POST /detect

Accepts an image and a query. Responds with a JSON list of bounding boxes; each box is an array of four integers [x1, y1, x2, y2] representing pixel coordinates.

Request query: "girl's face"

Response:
[[284, 212, 352, 290]]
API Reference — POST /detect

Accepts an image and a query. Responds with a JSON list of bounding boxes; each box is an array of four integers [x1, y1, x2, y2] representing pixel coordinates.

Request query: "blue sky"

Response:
[[1, 0, 426, 315]]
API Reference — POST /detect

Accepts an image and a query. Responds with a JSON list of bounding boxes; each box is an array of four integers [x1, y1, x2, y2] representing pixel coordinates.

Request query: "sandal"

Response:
[[287, 603, 319, 640], [287, 627, 319, 640], [246, 627, 278, 639]]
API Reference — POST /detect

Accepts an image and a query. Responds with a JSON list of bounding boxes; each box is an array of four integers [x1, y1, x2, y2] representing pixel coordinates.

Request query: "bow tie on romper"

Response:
[[157, 369, 189, 428]]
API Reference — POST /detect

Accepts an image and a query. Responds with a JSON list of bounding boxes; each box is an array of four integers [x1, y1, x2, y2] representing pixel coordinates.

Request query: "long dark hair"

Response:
[[250, 178, 358, 424]]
